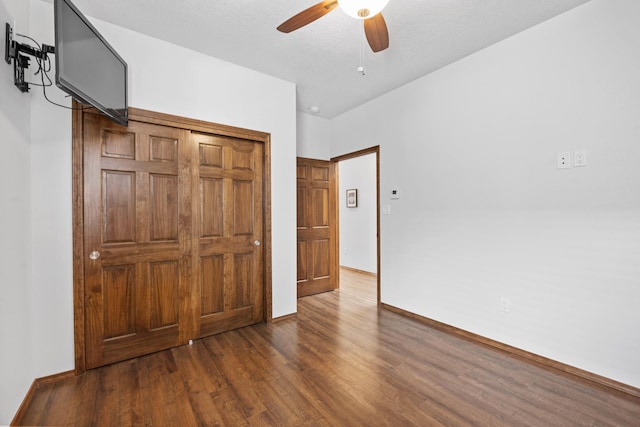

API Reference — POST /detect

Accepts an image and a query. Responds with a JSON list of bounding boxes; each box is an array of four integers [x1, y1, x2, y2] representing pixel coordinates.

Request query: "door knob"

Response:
[[89, 251, 100, 260], [254, 240, 261, 246]]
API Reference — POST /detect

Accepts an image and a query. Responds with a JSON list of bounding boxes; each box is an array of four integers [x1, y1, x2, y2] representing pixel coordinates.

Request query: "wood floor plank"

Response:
[[227, 331, 322, 425], [236, 327, 333, 426], [16, 385, 47, 426], [13, 270, 640, 426], [65, 368, 101, 426], [176, 345, 226, 426], [89, 362, 122, 426], [339, 266, 377, 301]]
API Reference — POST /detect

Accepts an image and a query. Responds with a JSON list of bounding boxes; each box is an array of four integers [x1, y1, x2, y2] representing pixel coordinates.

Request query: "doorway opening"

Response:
[[332, 147, 380, 304]]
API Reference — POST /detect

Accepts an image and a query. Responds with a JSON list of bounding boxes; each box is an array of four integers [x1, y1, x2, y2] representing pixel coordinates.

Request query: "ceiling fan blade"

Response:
[[277, 1, 339, 33], [364, 13, 389, 52]]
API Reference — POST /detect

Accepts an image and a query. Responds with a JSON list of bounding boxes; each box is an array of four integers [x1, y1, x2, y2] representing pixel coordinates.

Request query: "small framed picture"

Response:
[[346, 189, 358, 208]]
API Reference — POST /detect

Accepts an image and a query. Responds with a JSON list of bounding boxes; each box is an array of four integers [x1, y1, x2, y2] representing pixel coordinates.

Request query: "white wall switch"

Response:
[[383, 205, 391, 215], [557, 152, 571, 169], [574, 150, 587, 167], [390, 189, 400, 199]]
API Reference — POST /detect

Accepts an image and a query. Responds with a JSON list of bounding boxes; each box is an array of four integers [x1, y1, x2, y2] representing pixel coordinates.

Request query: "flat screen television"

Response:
[[54, 0, 128, 126]]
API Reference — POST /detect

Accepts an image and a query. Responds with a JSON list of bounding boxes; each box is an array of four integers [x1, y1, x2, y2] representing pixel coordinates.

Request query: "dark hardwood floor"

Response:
[[16, 275, 640, 426]]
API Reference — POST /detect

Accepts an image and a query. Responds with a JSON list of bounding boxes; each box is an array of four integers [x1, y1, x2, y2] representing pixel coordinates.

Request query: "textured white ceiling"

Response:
[[43, 0, 592, 118]]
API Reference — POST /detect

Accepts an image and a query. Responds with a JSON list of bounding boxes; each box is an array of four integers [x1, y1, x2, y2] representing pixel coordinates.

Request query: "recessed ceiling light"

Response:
[[309, 106, 320, 114]]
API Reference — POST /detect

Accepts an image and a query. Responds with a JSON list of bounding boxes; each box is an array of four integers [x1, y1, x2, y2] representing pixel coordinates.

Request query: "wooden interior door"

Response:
[[83, 113, 192, 368], [296, 158, 337, 297], [191, 133, 264, 338], [81, 110, 266, 369]]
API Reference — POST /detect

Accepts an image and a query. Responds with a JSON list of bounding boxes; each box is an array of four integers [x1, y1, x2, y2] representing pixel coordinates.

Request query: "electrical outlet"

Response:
[[557, 152, 571, 169], [574, 150, 587, 167], [500, 297, 511, 313]]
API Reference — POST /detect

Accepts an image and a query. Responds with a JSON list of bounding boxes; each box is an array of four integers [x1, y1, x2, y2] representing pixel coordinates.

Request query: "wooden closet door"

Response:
[[81, 110, 268, 369], [296, 158, 337, 297], [83, 112, 192, 368], [190, 133, 264, 338]]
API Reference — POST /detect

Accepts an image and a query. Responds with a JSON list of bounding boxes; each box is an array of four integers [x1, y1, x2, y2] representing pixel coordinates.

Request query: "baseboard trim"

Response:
[[11, 370, 76, 425], [381, 303, 640, 400], [339, 265, 377, 277]]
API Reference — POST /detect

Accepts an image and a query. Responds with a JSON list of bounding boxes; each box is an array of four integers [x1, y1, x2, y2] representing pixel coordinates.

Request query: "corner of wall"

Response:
[[296, 112, 331, 160], [0, 1, 35, 424]]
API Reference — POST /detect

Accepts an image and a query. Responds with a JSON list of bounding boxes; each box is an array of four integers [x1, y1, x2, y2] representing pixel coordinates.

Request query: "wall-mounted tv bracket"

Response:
[[5, 22, 54, 93]]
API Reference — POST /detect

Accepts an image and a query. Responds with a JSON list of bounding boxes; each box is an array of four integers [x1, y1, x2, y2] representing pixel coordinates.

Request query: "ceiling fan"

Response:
[[277, 0, 390, 53]]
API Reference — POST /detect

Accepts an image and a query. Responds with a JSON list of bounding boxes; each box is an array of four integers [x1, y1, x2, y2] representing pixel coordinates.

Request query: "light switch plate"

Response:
[[390, 189, 400, 199]]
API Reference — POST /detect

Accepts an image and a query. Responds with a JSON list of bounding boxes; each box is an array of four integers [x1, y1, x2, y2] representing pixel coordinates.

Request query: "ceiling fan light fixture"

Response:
[[338, 0, 390, 20]]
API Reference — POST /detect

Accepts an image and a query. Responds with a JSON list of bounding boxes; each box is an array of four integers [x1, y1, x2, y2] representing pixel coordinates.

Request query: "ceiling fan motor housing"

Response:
[[338, 0, 390, 19]]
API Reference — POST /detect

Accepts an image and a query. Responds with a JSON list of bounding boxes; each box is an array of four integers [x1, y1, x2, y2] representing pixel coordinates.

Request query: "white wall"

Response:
[[331, 0, 640, 388], [296, 112, 331, 160], [0, 0, 297, 421], [0, 1, 34, 423], [338, 154, 377, 273], [28, 0, 75, 382]]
